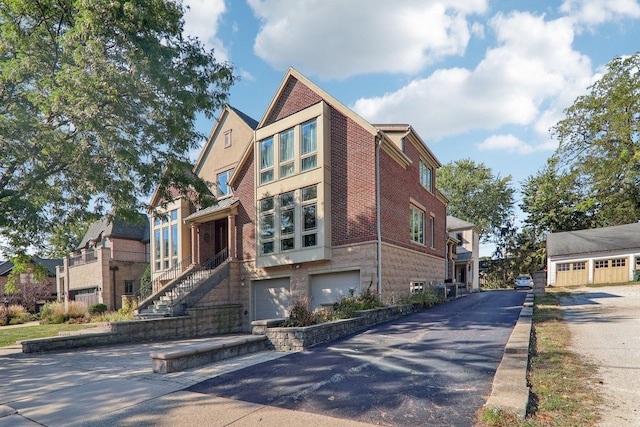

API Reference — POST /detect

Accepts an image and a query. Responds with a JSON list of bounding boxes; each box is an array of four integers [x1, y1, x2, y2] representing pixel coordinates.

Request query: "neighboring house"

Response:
[[0, 257, 61, 312], [446, 216, 480, 291], [56, 215, 150, 310], [144, 68, 449, 329], [546, 223, 640, 286]]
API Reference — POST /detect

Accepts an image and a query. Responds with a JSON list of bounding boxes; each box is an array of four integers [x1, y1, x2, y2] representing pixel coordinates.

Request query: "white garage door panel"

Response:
[[311, 271, 360, 309], [253, 278, 290, 320]]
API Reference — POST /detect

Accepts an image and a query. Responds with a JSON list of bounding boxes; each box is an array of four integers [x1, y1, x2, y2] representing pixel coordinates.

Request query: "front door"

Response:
[[215, 218, 228, 256]]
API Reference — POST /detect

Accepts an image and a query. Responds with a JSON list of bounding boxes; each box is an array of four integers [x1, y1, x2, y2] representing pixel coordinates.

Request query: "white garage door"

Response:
[[253, 278, 290, 320], [310, 271, 360, 310]]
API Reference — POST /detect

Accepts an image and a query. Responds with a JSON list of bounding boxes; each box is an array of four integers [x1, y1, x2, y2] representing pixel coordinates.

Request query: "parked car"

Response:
[[514, 274, 533, 290]]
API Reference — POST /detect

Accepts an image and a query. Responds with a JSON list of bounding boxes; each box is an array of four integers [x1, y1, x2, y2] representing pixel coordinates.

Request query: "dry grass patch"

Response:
[[526, 292, 601, 426], [479, 291, 603, 426]]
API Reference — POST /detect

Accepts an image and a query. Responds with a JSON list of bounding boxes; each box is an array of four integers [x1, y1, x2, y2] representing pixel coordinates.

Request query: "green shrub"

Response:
[[8, 312, 33, 325], [88, 303, 108, 315], [333, 283, 385, 319], [396, 287, 446, 308], [283, 297, 332, 327]]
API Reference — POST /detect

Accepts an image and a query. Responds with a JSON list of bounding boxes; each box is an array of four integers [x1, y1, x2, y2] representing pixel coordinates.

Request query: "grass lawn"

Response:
[[0, 324, 99, 347]]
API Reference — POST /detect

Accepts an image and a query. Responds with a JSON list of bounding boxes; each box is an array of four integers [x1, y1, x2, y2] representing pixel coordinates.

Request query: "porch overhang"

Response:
[[184, 197, 239, 225]]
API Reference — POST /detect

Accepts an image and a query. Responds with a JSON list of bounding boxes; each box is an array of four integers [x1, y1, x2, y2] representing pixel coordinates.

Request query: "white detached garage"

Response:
[[546, 223, 640, 286]]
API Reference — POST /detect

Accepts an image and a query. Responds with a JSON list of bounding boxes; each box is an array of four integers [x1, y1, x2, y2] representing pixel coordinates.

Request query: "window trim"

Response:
[[409, 205, 425, 245]]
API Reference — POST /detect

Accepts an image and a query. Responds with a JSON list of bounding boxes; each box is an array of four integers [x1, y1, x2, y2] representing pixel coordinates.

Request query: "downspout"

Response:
[[375, 133, 383, 295]]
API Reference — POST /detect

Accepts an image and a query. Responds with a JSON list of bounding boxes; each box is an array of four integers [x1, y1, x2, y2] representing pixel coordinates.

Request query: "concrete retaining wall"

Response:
[[252, 304, 418, 351], [21, 304, 243, 353]]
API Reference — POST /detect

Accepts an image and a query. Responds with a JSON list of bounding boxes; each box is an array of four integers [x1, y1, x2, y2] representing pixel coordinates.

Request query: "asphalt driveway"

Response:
[[188, 290, 526, 426]]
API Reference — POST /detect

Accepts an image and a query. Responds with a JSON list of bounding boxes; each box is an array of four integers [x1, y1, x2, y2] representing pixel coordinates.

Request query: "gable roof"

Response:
[[194, 105, 258, 176], [77, 214, 149, 250], [0, 257, 62, 277], [259, 67, 378, 136], [547, 223, 640, 257]]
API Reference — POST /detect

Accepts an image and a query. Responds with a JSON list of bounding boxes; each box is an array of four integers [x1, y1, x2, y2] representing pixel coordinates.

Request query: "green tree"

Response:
[[520, 159, 600, 234], [551, 53, 640, 226], [438, 159, 515, 243], [0, 0, 234, 255]]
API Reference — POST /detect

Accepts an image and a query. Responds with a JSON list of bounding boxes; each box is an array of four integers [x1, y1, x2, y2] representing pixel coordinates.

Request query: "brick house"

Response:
[[56, 215, 149, 311], [141, 68, 448, 329], [1, 257, 61, 312]]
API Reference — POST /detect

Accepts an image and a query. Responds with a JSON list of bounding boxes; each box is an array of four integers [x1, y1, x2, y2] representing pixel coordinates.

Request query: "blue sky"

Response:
[[183, 0, 640, 255]]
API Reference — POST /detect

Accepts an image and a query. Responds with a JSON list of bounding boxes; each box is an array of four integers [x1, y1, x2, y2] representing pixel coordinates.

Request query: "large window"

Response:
[[410, 205, 424, 244], [302, 185, 318, 247], [217, 169, 234, 197], [279, 128, 294, 178], [280, 191, 295, 251], [260, 137, 274, 184], [419, 161, 433, 192], [301, 120, 317, 171], [260, 197, 275, 254], [258, 185, 319, 256], [153, 209, 179, 271]]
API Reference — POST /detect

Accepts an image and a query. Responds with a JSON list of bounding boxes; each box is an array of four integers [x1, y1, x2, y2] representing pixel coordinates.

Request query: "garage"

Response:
[[555, 261, 588, 286], [310, 270, 360, 310], [253, 277, 290, 320], [593, 258, 628, 284]]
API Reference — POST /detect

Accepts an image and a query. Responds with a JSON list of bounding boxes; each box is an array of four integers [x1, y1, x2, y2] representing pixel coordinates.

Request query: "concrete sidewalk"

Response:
[[0, 336, 376, 427]]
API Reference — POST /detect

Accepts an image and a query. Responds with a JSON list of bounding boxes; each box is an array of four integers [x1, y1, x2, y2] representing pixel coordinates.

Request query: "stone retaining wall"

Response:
[[252, 304, 418, 351], [21, 304, 243, 353]]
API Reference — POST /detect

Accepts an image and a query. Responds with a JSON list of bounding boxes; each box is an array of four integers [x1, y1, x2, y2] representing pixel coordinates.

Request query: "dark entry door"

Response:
[[215, 218, 228, 255]]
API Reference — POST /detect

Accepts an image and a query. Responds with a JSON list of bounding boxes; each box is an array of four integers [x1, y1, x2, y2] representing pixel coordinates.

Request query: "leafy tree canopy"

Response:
[[550, 53, 640, 226], [520, 158, 600, 234], [438, 158, 515, 244], [0, 0, 235, 256]]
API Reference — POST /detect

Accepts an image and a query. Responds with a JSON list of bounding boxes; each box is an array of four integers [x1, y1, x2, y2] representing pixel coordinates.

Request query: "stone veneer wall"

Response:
[[251, 304, 418, 352], [21, 304, 243, 353], [381, 242, 446, 300]]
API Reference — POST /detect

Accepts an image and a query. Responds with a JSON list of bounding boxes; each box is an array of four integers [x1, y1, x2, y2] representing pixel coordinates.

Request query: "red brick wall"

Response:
[[330, 108, 378, 246], [264, 77, 323, 125], [233, 154, 256, 260], [379, 141, 446, 259]]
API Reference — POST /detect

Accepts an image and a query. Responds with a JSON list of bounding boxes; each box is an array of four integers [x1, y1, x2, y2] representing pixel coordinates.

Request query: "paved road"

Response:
[[188, 290, 526, 426], [0, 290, 525, 426]]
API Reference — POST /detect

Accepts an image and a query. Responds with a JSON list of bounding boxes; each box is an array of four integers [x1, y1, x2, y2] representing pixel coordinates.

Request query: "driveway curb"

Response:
[[484, 290, 533, 418]]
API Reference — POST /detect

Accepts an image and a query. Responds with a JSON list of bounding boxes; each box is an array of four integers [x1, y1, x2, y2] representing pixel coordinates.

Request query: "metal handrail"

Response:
[[137, 255, 192, 302], [166, 248, 229, 304]]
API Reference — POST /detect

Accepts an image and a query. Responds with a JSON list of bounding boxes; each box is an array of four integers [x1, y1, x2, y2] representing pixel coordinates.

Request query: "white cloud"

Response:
[[477, 134, 534, 154], [182, 0, 229, 61], [247, 0, 488, 79], [560, 0, 640, 27], [352, 11, 594, 148]]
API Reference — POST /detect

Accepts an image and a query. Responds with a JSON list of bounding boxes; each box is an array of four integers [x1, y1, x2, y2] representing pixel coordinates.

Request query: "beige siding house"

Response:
[[56, 215, 149, 310]]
